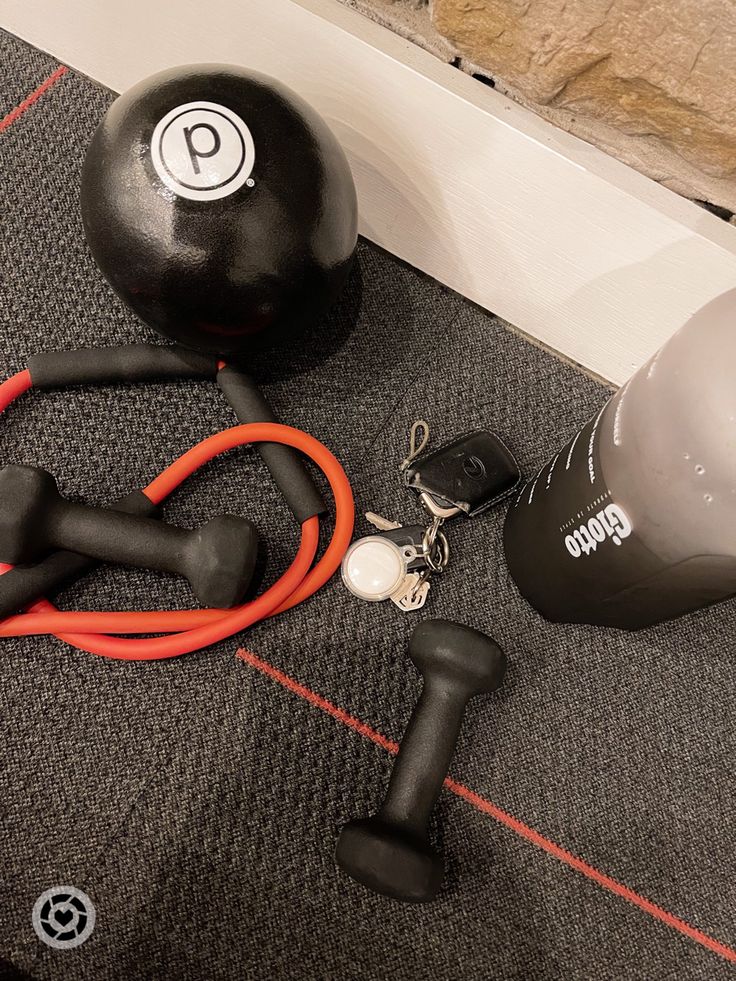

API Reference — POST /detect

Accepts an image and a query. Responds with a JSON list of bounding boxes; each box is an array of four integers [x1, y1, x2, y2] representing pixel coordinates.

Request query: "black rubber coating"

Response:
[[217, 366, 326, 523], [0, 489, 157, 618], [28, 344, 219, 389], [336, 620, 506, 903], [0, 465, 259, 609], [80, 65, 358, 357]]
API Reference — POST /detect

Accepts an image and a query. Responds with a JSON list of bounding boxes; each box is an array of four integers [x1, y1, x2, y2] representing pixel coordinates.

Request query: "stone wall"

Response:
[[339, 0, 736, 216]]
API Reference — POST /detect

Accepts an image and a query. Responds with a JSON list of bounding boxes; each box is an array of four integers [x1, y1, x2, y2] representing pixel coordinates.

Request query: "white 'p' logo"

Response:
[[151, 101, 255, 201]]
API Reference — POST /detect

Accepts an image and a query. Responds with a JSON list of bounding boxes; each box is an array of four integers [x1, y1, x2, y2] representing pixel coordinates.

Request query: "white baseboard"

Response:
[[3, 0, 736, 385]]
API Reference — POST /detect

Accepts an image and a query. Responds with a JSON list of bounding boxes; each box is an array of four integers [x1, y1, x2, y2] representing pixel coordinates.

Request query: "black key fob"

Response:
[[404, 430, 522, 517]]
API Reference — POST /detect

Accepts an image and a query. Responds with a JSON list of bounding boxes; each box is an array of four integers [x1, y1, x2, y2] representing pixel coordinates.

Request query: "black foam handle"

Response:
[[0, 489, 158, 618], [217, 366, 326, 523], [28, 344, 219, 389]]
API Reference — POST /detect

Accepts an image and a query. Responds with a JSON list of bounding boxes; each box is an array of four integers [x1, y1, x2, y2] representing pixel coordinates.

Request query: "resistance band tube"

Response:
[[0, 370, 354, 660]]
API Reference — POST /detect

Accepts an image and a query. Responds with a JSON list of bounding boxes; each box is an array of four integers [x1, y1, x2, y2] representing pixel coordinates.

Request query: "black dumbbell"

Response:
[[336, 619, 506, 902], [0, 487, 159, 618], [0, 465, 258, 609]]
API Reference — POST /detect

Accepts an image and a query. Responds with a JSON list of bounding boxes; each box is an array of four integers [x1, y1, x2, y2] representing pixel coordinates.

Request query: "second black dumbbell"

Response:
[[336, 619, 506, 902], [0, 465, 258, 608]]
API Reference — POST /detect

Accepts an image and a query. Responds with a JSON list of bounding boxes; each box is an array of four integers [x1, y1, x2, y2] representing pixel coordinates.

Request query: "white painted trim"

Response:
[[3, 0, 736, 384]]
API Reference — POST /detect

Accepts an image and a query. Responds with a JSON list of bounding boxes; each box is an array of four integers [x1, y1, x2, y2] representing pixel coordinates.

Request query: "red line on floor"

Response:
[[237, 647, 736, 965], [239, 649, 400, 755], [0, 65, 68, 134]]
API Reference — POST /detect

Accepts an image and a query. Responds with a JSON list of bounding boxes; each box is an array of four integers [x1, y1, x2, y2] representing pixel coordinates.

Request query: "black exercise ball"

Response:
[[80, 64, 358, 356]]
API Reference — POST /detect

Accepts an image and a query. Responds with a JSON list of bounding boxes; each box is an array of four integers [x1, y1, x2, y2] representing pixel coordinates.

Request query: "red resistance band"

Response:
[[0, 369, 355, 660]]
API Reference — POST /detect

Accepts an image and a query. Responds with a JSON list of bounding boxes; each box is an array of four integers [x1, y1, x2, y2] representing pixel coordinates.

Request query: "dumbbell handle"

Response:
[[378, 681, 468, 837], [43, 501, 191, 578], [0, 489, 157, 618]]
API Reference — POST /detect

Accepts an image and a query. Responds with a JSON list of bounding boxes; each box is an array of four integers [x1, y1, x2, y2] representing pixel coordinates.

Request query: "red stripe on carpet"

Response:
[[0, 65, 68, 134], [237, 647, 736, 965]]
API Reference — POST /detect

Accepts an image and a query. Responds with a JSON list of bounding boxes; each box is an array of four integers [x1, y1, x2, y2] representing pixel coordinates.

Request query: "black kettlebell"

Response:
[[80, 64, 358, 356]]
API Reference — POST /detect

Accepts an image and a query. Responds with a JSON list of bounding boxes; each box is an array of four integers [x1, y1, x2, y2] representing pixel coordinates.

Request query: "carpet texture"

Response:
[[0, 29, 734, 981]]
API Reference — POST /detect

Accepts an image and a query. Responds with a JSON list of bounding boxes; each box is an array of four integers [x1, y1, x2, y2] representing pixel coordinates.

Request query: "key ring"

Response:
[[423, 519, 450, 573]]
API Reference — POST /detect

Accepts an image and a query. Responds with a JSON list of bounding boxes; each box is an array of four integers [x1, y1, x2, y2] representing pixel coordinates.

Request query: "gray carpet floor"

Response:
[[1, 29, 734, 981]]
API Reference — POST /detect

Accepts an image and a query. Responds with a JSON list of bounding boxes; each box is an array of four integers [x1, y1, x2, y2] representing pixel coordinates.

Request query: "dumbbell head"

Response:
[[80, 64, 358, 357], [409, 619, 506, 697], [0, 465, 61, 563], [186, 515, 259, 608], [336, 817, 443, 904]]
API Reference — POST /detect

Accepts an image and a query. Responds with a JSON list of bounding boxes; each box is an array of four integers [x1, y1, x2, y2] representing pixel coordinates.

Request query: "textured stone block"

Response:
[[430, 0, 736, 210]]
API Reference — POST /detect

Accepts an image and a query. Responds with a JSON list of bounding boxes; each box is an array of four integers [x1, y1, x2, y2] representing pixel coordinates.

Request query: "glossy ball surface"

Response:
[[81, 64, 358, 355]]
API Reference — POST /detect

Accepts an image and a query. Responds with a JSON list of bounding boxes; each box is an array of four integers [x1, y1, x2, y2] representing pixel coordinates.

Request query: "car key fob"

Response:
[[403, 430, 522, 517]]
